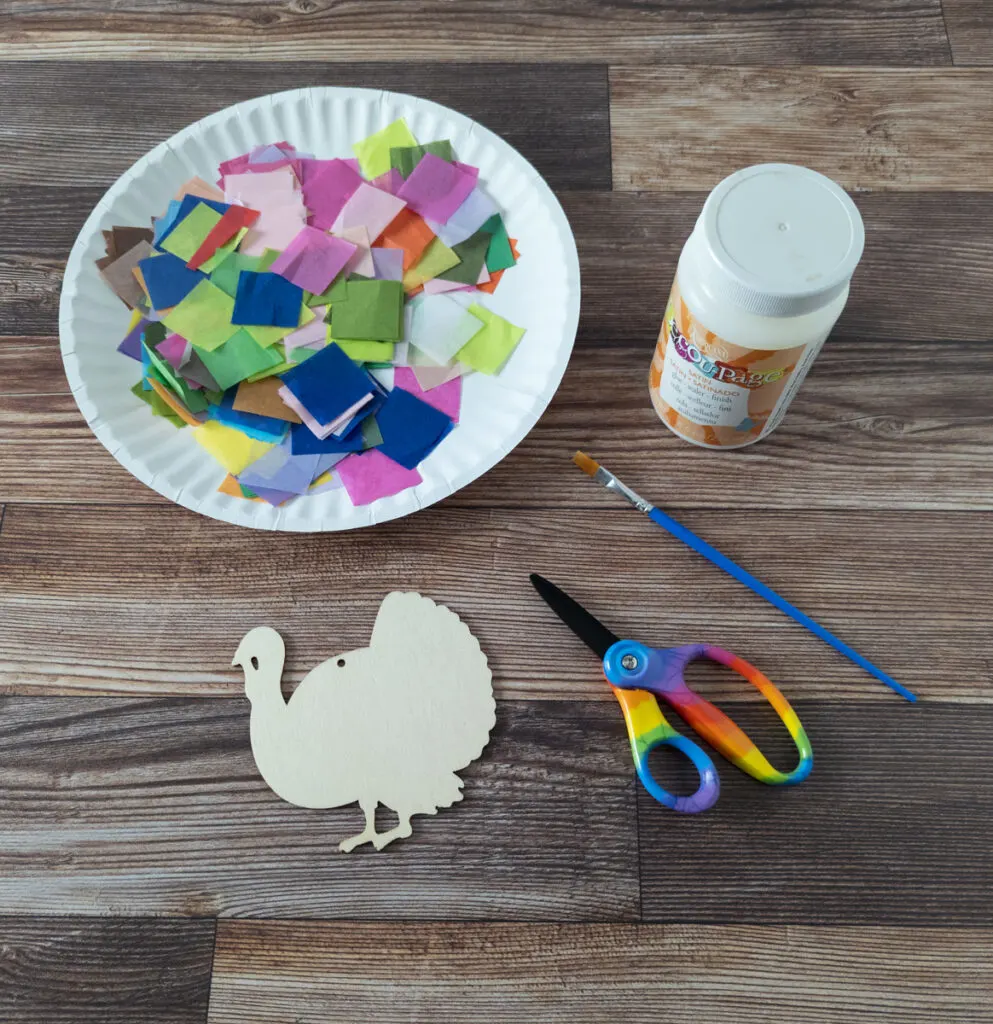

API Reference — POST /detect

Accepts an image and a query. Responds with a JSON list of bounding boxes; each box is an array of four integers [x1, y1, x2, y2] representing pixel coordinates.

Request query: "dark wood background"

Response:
[[1, 4, 992, 1022]]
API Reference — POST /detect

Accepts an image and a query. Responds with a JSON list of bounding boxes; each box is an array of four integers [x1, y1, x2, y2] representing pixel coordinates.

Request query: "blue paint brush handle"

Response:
[[646, 506, 917, 703]]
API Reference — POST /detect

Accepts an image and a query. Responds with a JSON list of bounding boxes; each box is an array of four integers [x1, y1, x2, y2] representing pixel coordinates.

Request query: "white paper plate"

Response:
[[60, 87, 581, 531]]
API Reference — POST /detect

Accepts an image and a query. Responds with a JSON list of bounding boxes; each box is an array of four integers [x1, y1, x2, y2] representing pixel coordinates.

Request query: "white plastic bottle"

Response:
[[649, 163, 864, 449]]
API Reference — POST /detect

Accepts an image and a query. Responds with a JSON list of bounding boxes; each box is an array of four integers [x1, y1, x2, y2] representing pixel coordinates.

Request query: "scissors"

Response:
[[531, 574, 813, 812]]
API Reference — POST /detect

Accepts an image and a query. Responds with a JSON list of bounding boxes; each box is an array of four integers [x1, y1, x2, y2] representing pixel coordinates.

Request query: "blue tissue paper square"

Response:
[[289, 420, 366, 456], [138, 253, 206, 309], [280, 342, 377, 426], [232, 271, 304, 328], [375, 386, 453, 470], [208, 389, 289, 444]]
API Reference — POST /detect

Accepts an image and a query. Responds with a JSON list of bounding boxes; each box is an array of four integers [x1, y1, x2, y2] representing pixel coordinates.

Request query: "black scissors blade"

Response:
[[530, 574, 620, 660]]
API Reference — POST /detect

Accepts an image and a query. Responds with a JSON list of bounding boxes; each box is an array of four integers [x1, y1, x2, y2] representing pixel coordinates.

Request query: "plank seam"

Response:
[[209, 918, 993, 929], [0, 912, 663, 926], [938, 0, 957, 64], [204, 918, 219, 1024], [4, 499, 993, 514], [634, 777, 644, 922], [604, 62, 614, 192]]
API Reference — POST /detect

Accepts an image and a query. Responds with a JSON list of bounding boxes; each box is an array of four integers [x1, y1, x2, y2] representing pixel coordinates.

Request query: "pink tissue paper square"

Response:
[[371, 168, 406, 196], [157, 332, 190, 370], [394, 366, 462, 422], [303, 158, 365, 231], [268, 226, 356, 293], [223, 166, 300, 205], [396, 153, 478, 224], [337, 448, 423, 505], [331, 183, 407, 244]]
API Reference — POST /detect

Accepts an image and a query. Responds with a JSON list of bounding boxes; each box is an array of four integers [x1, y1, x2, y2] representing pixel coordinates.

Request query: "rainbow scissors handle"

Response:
[[605, 640, 813, 812], [610, 685, 721, 812]]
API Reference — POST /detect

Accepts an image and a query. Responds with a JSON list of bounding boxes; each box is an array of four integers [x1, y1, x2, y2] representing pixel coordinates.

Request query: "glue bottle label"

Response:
[[649, 280, 825, 448]]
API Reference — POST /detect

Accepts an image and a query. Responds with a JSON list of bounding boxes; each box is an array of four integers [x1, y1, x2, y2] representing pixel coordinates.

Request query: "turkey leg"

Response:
[[338, 799, 379, 853], [372, 810, 413, 851]]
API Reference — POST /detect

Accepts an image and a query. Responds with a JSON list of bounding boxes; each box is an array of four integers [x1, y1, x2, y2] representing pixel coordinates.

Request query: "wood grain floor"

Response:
[[207, 922, 993, 1024], [610, 67, 993, 191], [1, 5, 992, 1022], [0, 1, 955, 65]]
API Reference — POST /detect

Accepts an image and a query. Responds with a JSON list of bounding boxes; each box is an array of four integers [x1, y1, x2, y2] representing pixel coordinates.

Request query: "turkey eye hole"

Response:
[[250, 656, 259, 671], [337, 658, 346, 668]]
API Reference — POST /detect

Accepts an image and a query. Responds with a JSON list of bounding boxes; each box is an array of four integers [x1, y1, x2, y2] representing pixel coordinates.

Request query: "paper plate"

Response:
[[59, 87, 581, 531]]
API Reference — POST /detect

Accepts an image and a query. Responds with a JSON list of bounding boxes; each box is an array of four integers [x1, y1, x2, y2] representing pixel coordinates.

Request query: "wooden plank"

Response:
[[562, 191, 993, 343], [0, 917, 214, 1024], [0, 268, 67, 339], [610, 67, 993, 191], [209, 920, 993, 1024], [8, 188, 993, 341], [0, 504, 990, 701], [2, 333, 991, 513], [943, 1, 993, 65], [0, 2, 950, 66], [0, 696, 639, 918], [0, 340, 63, 396], [0, 63, 610, 190], [639, 702, 993, 924]]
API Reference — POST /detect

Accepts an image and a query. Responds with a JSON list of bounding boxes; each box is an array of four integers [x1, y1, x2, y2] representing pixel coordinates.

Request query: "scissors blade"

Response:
[[530, 574, 620, 660]]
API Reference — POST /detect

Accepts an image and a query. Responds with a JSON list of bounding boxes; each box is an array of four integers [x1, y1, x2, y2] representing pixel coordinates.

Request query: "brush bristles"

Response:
[[572, 451, 600, 478]]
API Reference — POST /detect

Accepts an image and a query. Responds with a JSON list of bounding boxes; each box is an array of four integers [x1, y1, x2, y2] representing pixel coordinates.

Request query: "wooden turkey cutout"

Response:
[[232, 592, 496, 852]]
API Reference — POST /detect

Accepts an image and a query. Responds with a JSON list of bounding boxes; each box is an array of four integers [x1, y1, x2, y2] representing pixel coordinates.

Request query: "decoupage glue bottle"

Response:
[[649, 163, 864, 448]]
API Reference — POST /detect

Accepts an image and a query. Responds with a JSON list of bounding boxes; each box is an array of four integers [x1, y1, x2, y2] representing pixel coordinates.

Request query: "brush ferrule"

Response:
[[595, 467, 654, 514]]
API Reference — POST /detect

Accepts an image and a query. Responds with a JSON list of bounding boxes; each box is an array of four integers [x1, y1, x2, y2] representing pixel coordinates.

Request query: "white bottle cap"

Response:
[[690, 163, 865, 318]]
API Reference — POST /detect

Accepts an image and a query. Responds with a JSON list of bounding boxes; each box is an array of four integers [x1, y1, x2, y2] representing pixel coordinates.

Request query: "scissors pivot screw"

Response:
[[621, 654, 639, 670]]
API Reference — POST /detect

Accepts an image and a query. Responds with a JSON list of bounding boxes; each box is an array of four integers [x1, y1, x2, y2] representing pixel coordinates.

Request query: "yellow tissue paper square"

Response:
[[335, 339, 395, 362], [457, 304, 526, 375], [194, 420, 274, 475], [352, 118, 417, 179], [160, 204, 223, 262], [163, 279, 240, 352], [402, 238, 460, 291], [309, 469, 335, 489]]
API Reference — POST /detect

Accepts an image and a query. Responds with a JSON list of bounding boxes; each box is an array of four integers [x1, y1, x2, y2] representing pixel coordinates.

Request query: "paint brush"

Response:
[[572, 451, 916, 703]]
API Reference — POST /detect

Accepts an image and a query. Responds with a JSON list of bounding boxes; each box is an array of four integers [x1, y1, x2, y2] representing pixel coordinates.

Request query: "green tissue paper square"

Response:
[[389, 140, 454, 178], [482, 214, 516, 273], [195, 328, 285, 391], [361, 415, 383, 449], [309, 274, 351, 308], [209, 252, 261, 297], [130, 380, 185, 427], [329, 279, 404, 342], [438, 228, 491, 285]]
